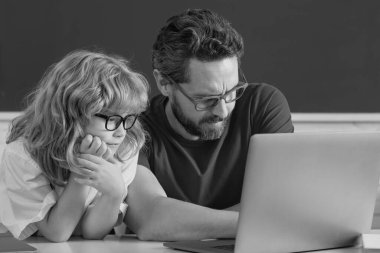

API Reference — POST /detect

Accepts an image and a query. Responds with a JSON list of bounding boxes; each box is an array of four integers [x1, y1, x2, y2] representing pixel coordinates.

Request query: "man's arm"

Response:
[[125, 165, 239, 241], [224, 204, 240, 212]]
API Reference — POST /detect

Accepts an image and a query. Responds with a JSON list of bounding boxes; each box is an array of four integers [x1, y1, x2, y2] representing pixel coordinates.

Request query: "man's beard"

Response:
[[171, 96, 231, 140]]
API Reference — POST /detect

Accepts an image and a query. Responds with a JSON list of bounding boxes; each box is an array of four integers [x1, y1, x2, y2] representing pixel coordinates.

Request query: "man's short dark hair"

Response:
[[152, 9, 244, 84]]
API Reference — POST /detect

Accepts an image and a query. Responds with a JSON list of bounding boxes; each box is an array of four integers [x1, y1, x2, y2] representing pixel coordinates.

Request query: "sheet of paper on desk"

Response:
[[362, 230, 380, 249], [0, 236, 37, 252]]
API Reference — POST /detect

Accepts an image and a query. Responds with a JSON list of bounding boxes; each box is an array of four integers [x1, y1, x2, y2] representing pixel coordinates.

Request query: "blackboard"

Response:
[[1, 0, 379, 112]]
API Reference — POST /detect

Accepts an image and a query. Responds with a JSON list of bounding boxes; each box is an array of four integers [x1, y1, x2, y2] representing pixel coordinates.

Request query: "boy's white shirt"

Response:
[[0, 139, 137, 239]]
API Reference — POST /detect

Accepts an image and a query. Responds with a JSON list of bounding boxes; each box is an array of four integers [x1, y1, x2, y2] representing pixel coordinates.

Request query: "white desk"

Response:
[[24, 235, 380, 253], [26, 235, 174, 253]]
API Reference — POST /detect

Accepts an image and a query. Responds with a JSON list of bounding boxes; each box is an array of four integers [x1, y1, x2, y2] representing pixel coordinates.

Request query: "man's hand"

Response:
[[224, 204, 240, 212]]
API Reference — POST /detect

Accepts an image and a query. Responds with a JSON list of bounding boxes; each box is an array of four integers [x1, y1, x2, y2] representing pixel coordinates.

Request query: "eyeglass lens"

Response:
[[196, 83, 247, 110], [106, 115, 136, 130]]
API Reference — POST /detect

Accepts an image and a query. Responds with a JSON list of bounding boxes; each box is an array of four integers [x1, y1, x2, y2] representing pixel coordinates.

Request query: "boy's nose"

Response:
[[113, 123, 126, 137]]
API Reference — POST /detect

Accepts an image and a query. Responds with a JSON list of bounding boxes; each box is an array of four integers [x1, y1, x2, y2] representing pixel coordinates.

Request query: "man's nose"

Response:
[[210, 99, 229, 119]]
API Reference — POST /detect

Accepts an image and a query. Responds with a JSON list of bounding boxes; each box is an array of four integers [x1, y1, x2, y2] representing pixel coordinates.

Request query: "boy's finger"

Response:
[[73, 177, 97, 188], [102, 148, 113, 161], [88, 136, 102, 154], [108, 156, 120, 164], [77, 156, 103, 170], [79, 134, 93, 153], [96, 141, 108, 157], [70, 166, 95, 176]]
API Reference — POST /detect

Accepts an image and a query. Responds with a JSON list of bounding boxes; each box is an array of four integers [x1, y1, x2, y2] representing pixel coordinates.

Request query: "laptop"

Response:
[[0, 233, 36, 252], [164, 132, 380, 253]]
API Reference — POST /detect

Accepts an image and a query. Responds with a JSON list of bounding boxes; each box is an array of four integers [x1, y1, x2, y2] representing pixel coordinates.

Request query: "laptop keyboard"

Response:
[[213, 244, 235, 251]]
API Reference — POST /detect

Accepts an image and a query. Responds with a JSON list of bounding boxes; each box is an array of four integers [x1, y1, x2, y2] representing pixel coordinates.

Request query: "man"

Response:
[[125, 8, 294, 241]]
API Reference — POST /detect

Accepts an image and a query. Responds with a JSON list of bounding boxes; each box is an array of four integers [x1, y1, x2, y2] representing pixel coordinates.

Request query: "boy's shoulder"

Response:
[[1, 139, 39, 172], [3, 138, 28, 157]]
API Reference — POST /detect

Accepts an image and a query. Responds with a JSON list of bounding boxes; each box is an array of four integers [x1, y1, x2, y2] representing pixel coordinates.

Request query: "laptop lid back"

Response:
[[236, 132, 380, 253]]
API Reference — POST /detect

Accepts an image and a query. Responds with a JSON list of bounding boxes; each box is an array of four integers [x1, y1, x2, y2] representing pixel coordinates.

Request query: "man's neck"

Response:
[[165, 101, 200, 141]]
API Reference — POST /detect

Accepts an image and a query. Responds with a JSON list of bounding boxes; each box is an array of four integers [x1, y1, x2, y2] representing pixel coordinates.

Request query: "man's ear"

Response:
[[153, 69, 172, 97]]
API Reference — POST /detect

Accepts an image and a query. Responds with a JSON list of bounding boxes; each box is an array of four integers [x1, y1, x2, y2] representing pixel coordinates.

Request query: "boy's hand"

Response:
[[79, 134, 113, 161], [73, 154, 126, 200]]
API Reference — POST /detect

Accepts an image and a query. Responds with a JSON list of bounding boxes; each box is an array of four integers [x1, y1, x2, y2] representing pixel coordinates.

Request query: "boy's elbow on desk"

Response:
[[42, 232, 72, 243], [81, 232, 107, 240]]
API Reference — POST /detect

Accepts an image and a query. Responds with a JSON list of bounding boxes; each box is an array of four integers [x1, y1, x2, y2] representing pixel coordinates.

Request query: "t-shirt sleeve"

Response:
[[256, 85, 294, 133], [137, 147, 150, 169], [0, 147, 57, 240]]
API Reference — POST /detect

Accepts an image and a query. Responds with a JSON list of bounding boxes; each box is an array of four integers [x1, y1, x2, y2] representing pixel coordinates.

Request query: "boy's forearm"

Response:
[[81, 194, 122, 239], [37, 176, 89, 242]]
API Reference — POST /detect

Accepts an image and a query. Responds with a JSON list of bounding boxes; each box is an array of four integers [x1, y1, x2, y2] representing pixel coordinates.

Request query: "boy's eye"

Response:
[[108, 117, 119, 123]]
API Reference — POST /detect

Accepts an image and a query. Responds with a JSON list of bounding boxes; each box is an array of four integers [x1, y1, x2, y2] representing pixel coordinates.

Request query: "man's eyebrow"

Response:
[[191, 82, 240, 99]]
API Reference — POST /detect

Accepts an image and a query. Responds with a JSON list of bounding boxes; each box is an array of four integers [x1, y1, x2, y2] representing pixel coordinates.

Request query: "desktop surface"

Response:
[[25, 235, 170, 253], [21, 235, 380, 253]]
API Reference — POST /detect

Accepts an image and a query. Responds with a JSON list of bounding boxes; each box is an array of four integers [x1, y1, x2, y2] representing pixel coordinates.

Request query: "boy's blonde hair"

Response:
[[7, 50, 149, 186]]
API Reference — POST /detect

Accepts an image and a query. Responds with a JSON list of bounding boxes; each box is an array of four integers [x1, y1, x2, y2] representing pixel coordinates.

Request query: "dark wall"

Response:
[[1, 0, 379, 112]]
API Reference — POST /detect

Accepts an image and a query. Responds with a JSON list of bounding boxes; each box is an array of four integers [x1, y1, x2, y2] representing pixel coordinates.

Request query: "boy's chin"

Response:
[[107, 145, 120, 155]]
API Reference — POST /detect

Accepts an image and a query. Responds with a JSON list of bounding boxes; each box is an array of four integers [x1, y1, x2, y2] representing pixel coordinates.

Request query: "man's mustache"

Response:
[[200, 115, 229, 124]]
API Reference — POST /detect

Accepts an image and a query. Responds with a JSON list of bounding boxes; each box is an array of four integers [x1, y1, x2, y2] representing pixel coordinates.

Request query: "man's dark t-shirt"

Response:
[[138, 83, 294, 209]]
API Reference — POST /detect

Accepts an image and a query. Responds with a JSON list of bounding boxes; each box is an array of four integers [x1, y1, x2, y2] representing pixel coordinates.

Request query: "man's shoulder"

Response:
[[150, 94, 166, 105], [235, 82, 291, 119], [141, 95, 165, 118], [244, 82, 281, 97], [146, 94, 166, 110], [140, 94, 167, 132], [238, 82, 284, 106]]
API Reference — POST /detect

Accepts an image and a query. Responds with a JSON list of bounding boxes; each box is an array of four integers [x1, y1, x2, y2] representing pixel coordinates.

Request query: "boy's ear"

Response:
[[153, 69, 173, 97]]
